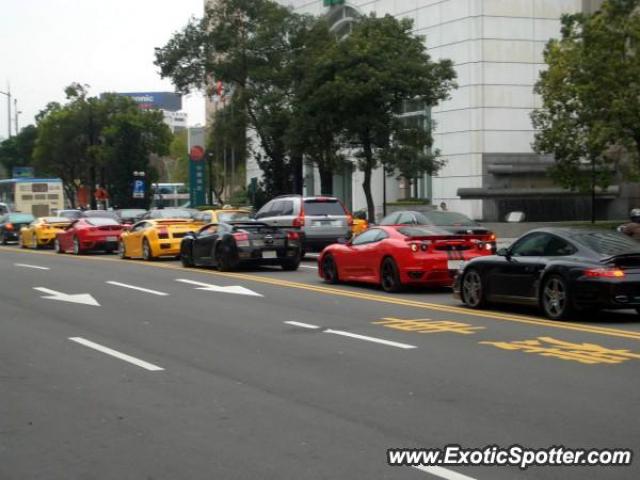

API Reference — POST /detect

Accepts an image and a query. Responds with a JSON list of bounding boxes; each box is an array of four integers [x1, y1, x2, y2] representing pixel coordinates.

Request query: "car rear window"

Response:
[[149, 209, 193, 219], [417, 211, 477, 226], [82, 210, 118, 219], [570, 231, 640, 256], [86, 218, 120, 226], [8, 214, 35, 222], [303, 200, 346, 216], [397, 226, 452, 237], [218, 212, 252, 222]]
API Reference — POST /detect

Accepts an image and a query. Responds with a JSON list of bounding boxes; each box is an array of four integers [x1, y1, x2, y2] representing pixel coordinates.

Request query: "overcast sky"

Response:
[[0, 0, 206, 140]]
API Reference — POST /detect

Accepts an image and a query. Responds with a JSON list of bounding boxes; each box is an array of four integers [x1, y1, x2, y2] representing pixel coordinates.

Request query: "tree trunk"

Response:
[[362, 136, 375, 223], [319, 164, 333, 195]]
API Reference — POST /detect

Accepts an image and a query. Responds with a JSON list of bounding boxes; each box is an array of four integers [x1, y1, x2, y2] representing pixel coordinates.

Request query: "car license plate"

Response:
[[107, 236, 118, 242], [447, 260, 464, 271], [263, 250, 277, 259]]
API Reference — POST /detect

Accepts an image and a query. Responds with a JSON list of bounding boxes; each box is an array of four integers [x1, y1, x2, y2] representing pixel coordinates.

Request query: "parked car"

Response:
[[255, 195, 351, 253], [194, 207, 253, 224], [318, 225, 494, 292], [380, 210, 496, 252], [0, 202, 10, 215], [0, 213, 35, 244], [180, 221, 301, 271], [140, 208, 196, 220], [114, 209, 147, 225], [54, 209, 83, 220], [19, 216, 70, 249], [80, 209, 120, 220], [119, 218, 202, 260], [54, 217, 124, 255], [454, 228, 640, 320]]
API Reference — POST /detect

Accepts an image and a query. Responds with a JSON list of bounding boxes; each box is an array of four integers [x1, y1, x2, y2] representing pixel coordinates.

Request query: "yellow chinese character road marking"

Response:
[[374, 318, 485, 335], [481, 337, 640, 365]]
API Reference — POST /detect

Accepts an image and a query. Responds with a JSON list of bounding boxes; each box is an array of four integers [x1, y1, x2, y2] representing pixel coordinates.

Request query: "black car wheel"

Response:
[[142, 239, 155, 261], [215, 243, 235, 272], [281, 251, 301, 271], [32, 235, 39, 250], [380, 257, 403, 293], [1, 232, 7, 245], [461, 269, 486, 308], [322, 255, 339, 284], [181, 247, 195, 267], [54, 238, 63, 254], [541, 274, 572, 320], [18, 235, 25, 249]]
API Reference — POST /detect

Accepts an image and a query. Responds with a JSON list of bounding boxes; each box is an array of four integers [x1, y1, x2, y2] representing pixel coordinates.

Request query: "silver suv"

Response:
[[255, 195, 351, 252]]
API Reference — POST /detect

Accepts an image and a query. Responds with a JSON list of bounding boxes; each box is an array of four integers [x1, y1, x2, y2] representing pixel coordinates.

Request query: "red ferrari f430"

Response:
[[318, 225, 494, 292], [54, 217, 124, 255]]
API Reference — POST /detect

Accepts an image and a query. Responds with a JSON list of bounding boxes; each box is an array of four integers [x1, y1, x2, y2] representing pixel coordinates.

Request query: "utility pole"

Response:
[[0, 86, 11, 138], [14, 98, 21, 134]]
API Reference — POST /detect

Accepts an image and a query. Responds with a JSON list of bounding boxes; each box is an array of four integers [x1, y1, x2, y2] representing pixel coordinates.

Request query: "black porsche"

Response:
[[453, 228, 640, 320], [180, 221, 302, 271]]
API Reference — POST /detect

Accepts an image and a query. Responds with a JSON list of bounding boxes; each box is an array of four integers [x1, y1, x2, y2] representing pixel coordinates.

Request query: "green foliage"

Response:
[[532, 0, 640, 192], [303, 14, 456, 220], [0, 125, 39, 176], [168, 130, 189, 184], [33, 85, 171, 208]]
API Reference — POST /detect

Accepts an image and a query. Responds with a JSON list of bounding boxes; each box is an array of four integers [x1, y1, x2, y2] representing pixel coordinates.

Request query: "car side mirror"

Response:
[[496, 247, 510, 257]]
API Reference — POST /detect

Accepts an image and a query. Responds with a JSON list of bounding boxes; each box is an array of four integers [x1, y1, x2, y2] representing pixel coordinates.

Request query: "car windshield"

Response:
[[82, 210, 118, 219], [570, 231, 640, 257], [41, 217, 69, 223], [397, 226, 453, 237], [218, 211, 252, 222], [416, 211, 477, 226], [58, 210, 82, 219], [117, 209, 146, 218], [8, 214, 35, 223], [148, 209, 194, 219], [303, 199, 345, 216], [86, 218, 120, 226]]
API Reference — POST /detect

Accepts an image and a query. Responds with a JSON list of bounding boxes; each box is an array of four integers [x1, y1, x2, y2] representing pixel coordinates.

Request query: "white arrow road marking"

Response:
[[323, 329, 417, 349], [33, 287, 100, 306], [69, 337, 164, 371], [106, 281, 169, 296], [176, 278, 263, 297], [284, 321, 320, 329], [414, 466, 477, 480], [15, 263, 50, 270]]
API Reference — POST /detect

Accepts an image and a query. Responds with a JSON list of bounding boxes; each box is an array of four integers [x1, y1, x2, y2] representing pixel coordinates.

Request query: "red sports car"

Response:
[[54, 217, 124, 255], [318, 225, 494, 292]]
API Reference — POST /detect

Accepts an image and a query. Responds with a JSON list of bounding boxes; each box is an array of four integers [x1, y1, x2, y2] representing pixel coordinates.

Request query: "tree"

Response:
[[0, 125, 39, 176], [33, 85, 171, 208], [532, 0, 640, 221], [155, 0, 312, 198], [168, 130, 189, 184], [305, 14, 456, 221]]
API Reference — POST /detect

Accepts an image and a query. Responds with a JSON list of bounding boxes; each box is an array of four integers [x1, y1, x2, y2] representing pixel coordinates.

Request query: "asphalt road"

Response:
[[1, 245, 639, 480]]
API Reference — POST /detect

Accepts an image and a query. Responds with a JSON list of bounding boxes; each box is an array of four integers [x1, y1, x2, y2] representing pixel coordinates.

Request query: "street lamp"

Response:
[[0, 88, 11, 138]]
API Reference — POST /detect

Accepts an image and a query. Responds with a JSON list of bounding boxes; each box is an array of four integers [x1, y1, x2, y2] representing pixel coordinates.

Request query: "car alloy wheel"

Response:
[[541, 275, 570, 320], [32, 235, 38, 250], [142, 239, 154, 261], [54, 238, 63, 254], [322, 255, 339, 284], [381, 257, 402, 293], [118, 241, 128, 259], [1, 233, 7, 245], [73, 237, 81, 255], [462, 269, 485, 308], [215, 244, 233, 272], [19, 235, 25, 248], [181, 249, 194, 267]]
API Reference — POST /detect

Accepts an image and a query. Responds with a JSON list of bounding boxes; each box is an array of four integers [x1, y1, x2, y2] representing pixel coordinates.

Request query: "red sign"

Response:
[[190, 145, 205, 161]]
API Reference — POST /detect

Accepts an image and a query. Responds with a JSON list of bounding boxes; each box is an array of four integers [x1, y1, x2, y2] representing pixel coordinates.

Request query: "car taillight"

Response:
[[293, 210, 305, 228], [5, 223, 13, 231], [488, 233, 496, 241], [158, 227, 169, 239], [585, 268, 625, 278], [233, 232, 250, 247], [287, 231, 300, 241]]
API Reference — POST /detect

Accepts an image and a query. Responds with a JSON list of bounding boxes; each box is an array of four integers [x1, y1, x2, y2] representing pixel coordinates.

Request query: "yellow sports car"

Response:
[[20, 216, 72, 249], [119, 218, 202, 260], [195, 207, 253, 224]]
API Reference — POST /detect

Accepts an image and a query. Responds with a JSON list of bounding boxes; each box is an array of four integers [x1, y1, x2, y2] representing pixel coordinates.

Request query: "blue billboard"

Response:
[[109, 92, 182, 112]]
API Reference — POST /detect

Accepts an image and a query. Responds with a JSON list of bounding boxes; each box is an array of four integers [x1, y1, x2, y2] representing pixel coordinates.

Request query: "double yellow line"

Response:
[[4, 246, 640, 341]]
